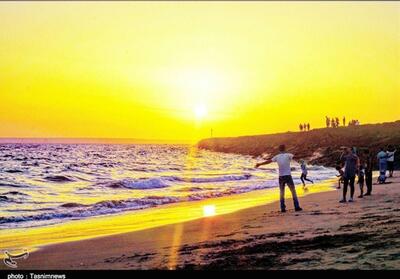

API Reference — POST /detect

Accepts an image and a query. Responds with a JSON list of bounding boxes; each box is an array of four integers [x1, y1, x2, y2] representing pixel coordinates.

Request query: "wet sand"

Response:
[[6, 176, 400, 270]]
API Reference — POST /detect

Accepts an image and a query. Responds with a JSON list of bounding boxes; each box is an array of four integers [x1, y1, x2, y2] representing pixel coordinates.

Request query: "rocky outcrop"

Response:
[[198, 121, 400, 169]]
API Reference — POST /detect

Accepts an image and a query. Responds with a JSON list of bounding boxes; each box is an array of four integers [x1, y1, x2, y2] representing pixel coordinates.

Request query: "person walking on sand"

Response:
[[255, 144, 302, 213], [299, 123, 303, 132], [339, 147, 360, 203], [307, 123, 310, 131], [364, 149, 373, 196], [300, 159, 314, 188], [343, 116, 346, 127], [387, 145, 396, 178]]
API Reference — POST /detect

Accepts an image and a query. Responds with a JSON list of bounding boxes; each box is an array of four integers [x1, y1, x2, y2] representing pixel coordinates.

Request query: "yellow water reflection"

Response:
[[167, 222, 183, 270]]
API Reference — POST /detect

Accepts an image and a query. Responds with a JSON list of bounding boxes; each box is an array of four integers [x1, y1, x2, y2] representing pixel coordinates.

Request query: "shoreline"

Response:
[[0, 179, 336, 259], [2, 174, 399, 269]]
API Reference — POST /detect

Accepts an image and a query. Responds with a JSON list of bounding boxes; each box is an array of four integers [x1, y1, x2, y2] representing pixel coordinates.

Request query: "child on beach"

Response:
[[377, 147, 388, 184], [335, 165, 344, 189], [300, 160, 313, 188], [357, 164, 365, 198]]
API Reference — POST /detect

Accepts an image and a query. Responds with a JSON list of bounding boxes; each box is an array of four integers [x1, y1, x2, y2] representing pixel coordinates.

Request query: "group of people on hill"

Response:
[[326, 116, 345, 128], [348, 119, 361, 126], [255, 144, 397, 213], [301, 116, 361, 131], [299, 123, 310, 132], [325, 116, 360, 128]]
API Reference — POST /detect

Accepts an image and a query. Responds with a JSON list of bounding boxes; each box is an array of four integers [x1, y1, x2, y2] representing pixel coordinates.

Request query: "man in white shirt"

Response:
[[255, 144, 302, 213]]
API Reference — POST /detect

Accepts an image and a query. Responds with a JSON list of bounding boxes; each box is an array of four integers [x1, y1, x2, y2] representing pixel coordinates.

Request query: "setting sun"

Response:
[[194, 104, 208, 120]]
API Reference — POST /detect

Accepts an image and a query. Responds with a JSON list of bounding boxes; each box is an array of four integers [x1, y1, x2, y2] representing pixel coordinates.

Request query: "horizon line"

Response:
[[0, 137, 193, 145], [1, 119, 399, 144]]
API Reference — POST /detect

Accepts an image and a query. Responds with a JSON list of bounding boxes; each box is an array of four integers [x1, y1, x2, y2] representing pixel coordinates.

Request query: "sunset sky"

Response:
[[1, 2, 399, 142]]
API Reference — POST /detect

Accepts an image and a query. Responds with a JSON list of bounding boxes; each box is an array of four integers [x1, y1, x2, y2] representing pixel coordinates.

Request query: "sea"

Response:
[[0, 143, 337, 229]]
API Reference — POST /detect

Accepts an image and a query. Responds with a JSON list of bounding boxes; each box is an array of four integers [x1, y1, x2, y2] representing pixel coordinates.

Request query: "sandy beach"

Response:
[[7, 175, 399, 270]]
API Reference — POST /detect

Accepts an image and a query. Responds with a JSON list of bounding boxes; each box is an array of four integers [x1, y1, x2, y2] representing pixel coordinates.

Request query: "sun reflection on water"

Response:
[[203, 205, 216, 217]]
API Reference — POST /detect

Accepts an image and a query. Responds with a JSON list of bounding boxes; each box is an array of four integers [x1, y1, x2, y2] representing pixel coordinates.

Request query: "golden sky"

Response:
[[1, 2, 399, 142]]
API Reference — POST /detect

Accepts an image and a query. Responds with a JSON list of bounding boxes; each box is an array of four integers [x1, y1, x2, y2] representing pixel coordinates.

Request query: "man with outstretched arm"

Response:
[[255, 144, 302, 213]]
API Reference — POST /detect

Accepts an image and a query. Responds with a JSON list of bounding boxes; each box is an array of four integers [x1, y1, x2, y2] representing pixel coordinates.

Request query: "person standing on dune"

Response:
[[255, 144, 302, 213], [331, 118, 336, 128]]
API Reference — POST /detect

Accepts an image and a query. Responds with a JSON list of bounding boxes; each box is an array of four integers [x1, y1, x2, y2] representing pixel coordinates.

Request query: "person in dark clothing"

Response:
[[299, 124, 303, 132], [387, 145, 396, 178], [307, 123, 310, 131], [357, 164, 365, 198], [343, 116, 346, 127], [339, 147, 360, 203], [363, 149, 373, 196]]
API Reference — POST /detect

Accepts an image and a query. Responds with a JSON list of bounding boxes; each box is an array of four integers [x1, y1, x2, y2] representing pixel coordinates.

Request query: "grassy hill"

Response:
[[198, 121, 400, 169]]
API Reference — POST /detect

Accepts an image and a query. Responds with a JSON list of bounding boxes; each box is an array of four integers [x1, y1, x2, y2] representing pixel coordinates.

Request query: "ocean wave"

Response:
[[0, 182, 29, 188], [0, 196, 181, 226], [188, 181, 277, 200], [104, 178, 171, 189], [307, 165, 331, 171], [1, 191, 29, 196], [0, 195, 10, 202], [101, 174, 253, 190], [4, 169, 23, 173], [44, 175, 75, 183], [60, 202, 87, 208], [178, 174, 252, 183], [175, 186, 213, 192]]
